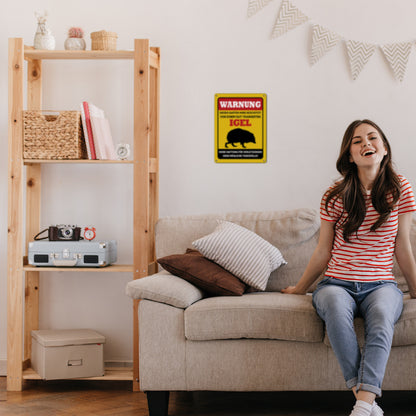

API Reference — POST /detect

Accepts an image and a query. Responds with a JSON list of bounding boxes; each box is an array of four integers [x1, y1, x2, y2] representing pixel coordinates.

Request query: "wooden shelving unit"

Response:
[[7, 38, 160, 392]]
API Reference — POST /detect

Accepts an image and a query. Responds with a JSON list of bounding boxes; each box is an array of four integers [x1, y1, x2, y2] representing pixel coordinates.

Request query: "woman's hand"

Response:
[[281, 286, 306, 295], [280, 220, 334, 296], [395, 212, 416, 299]]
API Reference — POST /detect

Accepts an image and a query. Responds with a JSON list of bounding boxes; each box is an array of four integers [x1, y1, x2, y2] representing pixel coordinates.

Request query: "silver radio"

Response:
[[28, 240, 117, 267]]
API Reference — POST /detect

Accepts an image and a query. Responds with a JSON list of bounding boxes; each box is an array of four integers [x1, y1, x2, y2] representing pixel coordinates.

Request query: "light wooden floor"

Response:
[[1, 377, 416, 415]]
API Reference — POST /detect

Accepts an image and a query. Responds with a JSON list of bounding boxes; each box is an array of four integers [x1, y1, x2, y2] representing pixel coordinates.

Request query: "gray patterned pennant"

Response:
[[247, 0, 275, 17], [310, 24, 341, 65], [271, 0, 308, 39], [346, 40, 376, 80], [380, 42, 412, 82]]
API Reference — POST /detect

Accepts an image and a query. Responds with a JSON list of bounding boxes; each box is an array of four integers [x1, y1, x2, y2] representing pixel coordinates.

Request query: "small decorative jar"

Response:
[[64, 27, 86, 50], [34, 11, 55, 50], [91, 30, 118, 51]]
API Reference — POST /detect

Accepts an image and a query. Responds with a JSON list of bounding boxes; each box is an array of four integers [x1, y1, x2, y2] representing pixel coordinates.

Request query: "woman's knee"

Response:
[[313, 285, 356, 318], [362, 285, 403, 324]]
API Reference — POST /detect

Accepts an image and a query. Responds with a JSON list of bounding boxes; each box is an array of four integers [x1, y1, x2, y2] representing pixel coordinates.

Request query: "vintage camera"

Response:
[[48, 225, 81, 241]]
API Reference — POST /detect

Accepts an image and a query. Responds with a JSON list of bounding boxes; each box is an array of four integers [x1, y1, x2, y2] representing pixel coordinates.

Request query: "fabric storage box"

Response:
[[23, 110, 87, 160], [31, 329, 105, 380]]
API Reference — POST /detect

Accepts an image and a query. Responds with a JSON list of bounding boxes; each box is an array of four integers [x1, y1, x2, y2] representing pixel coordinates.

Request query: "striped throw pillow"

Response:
[[192, 221, 287, 291]]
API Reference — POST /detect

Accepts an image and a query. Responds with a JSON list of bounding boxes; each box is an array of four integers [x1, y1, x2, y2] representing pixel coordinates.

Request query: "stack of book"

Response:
[[80, 101, 117, 160]]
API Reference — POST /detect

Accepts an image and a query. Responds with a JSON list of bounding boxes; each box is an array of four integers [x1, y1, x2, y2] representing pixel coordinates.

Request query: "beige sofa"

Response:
[[126, 208, 416, 416]]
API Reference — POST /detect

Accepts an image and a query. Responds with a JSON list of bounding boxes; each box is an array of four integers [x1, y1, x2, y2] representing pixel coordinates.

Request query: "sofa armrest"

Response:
[[125, 271, 204, 308], [139, 300, 187, 390]]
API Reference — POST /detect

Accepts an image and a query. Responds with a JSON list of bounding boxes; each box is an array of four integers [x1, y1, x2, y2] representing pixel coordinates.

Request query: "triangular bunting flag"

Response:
[[247, 0, 275, 18], [310, 24, 341, 65], [380, 42, 412, 82], [346, 40, 376, 80], [271, 0, 308, 39]]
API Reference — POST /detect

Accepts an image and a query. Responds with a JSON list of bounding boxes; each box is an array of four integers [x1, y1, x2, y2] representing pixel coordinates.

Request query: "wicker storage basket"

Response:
[[23, 111, 87, 160], [90, 30, 118, 51]]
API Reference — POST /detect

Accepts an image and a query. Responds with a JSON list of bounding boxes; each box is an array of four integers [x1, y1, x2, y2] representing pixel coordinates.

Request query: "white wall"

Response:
[[2, 0, 416, 370]]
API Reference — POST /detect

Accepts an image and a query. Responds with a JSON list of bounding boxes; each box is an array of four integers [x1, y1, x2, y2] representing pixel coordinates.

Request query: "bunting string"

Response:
[[247, 0, 415, 81]]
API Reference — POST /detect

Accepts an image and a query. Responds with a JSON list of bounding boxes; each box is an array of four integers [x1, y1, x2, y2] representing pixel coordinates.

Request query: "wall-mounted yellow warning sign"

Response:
[[215, 93, 267, 163]]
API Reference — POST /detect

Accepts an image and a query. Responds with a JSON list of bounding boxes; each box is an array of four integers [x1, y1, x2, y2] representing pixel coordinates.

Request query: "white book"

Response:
[[88, 103, 105, 159], [100, 118, 117, 159], [91, 116, 116, 160]]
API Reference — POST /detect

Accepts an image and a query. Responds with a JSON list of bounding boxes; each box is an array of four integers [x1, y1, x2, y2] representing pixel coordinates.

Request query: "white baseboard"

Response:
[[0, 360, 6, 376]]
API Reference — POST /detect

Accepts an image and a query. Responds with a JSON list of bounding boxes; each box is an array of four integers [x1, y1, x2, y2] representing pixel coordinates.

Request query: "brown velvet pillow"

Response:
[[157, 249, 246, 296]]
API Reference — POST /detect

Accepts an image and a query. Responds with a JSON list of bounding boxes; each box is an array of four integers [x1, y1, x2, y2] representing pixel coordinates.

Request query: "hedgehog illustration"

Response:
[[225, 128, 256, 148]]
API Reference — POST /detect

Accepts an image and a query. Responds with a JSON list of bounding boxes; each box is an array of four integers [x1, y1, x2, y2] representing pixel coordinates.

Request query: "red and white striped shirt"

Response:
[[320, 174, 416, 282]]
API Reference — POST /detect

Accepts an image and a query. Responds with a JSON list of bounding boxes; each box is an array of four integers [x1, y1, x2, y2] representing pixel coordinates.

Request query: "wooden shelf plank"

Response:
[[24, 48, 134, 60], [23, 47, 160, 68], [24, 159, 133, 165], [23, 264, 134, 273], [23, 366, 133, 381], [24, 158, 158, 170]]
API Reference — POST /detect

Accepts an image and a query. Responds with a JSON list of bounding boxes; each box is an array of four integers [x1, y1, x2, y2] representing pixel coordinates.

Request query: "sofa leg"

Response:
[[146, 391, 170, 416]]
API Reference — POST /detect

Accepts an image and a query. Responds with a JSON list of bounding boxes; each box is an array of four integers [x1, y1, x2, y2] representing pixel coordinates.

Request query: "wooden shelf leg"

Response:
[[7, 37, 24, 392], [132, 39, 160, 392], [133, 299, 140, 392], [133, 38, 151, 392]]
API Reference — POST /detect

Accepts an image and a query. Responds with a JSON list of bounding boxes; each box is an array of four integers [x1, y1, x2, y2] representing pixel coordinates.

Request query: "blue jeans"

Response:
[[312, 277, 403, 397]]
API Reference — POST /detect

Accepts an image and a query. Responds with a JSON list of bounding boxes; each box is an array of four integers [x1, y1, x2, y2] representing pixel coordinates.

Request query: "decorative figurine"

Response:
[[33, 11, 55, 50]]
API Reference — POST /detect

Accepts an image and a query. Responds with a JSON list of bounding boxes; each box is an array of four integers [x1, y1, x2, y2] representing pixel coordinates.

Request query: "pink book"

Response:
[[82, 101, 97, 159], [80, 102, 91, 159]]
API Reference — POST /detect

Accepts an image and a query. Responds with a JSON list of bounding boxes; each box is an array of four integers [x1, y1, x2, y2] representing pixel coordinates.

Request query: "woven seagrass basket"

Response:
[[90, 30, 118, 51], [23, 111, 87, 160]]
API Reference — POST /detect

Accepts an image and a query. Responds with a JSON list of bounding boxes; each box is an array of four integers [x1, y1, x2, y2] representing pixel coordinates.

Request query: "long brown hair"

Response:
[[325, 119, 401, 242]]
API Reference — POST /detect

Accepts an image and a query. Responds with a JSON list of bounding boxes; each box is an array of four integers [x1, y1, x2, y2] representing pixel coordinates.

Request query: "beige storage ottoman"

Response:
[[31, 329, 105, 380]]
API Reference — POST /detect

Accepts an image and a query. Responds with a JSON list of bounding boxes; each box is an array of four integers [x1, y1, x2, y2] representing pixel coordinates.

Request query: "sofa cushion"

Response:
[[125, 271, 204, 309], [192, 221, 287, 291], [156, 209, 320, 292], [323, 296, 416, 348], [184, 292, 324, 343], [157, 249, 246, 296]]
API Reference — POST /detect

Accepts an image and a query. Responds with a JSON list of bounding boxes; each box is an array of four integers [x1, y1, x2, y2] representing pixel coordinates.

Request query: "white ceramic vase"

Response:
[[34, 19, 55, 50], [34, 32, 55, 50]]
